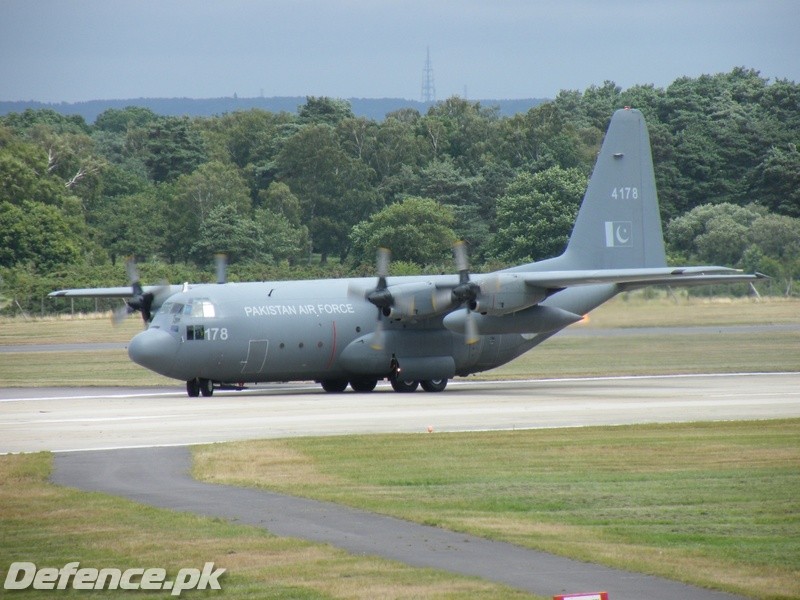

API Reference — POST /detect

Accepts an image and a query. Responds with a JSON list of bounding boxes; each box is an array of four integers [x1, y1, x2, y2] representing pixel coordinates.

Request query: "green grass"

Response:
[[195, 420, 800, 600], [1, 296, 799, 387], [487, 331, 800, 379], [0, 453, 538, 599]]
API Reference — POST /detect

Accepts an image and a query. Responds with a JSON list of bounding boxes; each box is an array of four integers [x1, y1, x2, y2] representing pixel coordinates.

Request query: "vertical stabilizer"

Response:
[[561, 108, 666, 269]]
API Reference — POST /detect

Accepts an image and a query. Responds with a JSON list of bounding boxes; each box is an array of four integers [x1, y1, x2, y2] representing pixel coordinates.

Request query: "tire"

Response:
[[350, 378, 377, 393], [420, 378, 448, 392], [199, 378, 214, 397], [186, 378, 200, 397], [390, 378, 419, 393], [321, 379, 349, 393]]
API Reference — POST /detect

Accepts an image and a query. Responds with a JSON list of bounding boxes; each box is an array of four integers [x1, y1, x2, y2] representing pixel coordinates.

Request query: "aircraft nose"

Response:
[[128, 328, 180, 376]]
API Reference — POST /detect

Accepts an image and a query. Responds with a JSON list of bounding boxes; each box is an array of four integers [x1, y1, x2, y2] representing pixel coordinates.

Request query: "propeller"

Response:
[[215, 253, 228, 284], [112, 258, 166, 327], [433, 241, 481, 344], [348, 248, 393, 350]]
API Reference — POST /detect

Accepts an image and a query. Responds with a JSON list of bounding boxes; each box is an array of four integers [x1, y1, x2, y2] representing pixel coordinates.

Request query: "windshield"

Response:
[[157, 298, 217, 320], [183, 298, 216, 318]]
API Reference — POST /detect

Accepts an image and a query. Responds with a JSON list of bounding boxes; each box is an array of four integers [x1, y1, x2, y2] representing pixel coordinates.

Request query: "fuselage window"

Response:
[[187, 324, 205, 340]]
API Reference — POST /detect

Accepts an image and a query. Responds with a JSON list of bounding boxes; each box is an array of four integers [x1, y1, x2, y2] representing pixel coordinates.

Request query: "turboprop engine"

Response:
[[468, 274, 548, 316]]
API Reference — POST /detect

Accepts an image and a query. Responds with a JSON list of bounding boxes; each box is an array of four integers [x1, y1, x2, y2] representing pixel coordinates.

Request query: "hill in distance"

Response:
[[0, 96, 548, 123]]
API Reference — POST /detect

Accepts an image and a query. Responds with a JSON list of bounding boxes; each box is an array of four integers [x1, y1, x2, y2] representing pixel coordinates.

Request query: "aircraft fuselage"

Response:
[[128, 276, 573, 387]]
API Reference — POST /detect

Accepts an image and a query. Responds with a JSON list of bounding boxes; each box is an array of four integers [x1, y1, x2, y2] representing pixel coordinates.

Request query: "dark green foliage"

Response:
[[140, 117, 208, 183], [1, 67, 799, 312], [491, 167, 587, 263], [298, 96, 355, 126], [349, 197, 456, 267], [0, 200, 80, 270]]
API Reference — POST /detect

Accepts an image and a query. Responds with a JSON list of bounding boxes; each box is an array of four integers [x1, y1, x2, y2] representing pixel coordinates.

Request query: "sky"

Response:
[[1, 0, 798, 103]]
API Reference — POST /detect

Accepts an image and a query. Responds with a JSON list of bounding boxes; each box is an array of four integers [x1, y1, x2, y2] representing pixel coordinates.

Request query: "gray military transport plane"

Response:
[[50, 108, 764, 397]]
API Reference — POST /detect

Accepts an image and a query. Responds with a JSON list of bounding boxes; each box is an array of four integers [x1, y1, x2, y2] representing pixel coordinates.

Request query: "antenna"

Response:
[[421, 47, 436, 103]]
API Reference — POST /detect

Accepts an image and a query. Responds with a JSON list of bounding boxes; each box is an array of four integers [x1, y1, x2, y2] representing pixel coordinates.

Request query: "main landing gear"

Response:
[[186, 377, 214, 397], [318, 378, 448, 393]]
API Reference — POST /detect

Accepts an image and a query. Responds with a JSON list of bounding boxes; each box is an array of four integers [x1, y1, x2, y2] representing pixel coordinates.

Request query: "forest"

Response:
[[1, 67, 799, 315]]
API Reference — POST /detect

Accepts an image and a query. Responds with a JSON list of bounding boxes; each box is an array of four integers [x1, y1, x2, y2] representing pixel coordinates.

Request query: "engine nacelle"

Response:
[[384, 281, 439, 320], [443, 304, 582, 336], [471, 275, 547, 316]]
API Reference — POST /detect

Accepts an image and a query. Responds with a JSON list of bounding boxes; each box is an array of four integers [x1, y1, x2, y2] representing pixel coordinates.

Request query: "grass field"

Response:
[[1, 295, 799, 387], [193, 421, 800, 599]]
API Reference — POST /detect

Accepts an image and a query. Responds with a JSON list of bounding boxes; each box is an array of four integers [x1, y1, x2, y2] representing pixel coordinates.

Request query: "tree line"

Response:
[[1, 67, 799, 314]]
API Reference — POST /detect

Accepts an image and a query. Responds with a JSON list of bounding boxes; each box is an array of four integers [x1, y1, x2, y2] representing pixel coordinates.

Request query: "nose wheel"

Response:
[[187, 378, 214, 397]]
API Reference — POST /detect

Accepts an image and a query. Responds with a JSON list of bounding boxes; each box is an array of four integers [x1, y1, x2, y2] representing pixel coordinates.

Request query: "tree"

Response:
[[276, 124, 379, 261], [258, 181, 303, 226], [349, 197, 456, 267], [2, 108, 88, 136], [0, 145, 63, 206], [750, 144, 800, 217], [164, 161, 251, 263], [0, 200, 81, 271], [298, 97, 354, 126], [490, 167, 587, 263], [253, 208, 310, 265], [140, 117, 207, 183], [188, 203, 263, 265], [665, 202, 766, 265], [422, 97, 500, 169], [94, 106, 159, 134], [94, 190, 164, 264]]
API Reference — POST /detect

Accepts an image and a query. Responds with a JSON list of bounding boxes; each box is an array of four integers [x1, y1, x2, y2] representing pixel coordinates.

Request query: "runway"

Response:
[[5, 373, 797, 599], [2, 372, 799, 453]]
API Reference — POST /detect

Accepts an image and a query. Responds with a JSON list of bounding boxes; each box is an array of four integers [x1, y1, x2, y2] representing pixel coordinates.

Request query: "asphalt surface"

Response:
[[3, 373, 800, 453]]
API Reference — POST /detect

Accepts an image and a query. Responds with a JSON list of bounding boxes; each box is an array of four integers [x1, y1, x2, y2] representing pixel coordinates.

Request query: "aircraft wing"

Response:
[[48, 285, 184, 299], [519, 266, 767, 290]]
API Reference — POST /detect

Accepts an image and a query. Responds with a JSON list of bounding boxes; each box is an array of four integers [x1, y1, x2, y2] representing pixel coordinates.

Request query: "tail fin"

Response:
[[560, 108, 667, 269]]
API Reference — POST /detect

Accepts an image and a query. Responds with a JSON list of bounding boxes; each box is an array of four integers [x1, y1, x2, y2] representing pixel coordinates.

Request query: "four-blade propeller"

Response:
[[112, 258, 157, 326]]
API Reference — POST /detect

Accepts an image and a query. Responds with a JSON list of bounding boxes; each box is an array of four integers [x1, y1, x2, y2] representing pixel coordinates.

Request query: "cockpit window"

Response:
[[183, 298, 216, 318], [157, 302, 185, 316]]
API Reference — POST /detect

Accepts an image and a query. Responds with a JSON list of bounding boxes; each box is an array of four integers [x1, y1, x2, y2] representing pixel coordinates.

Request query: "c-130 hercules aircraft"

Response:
[[51, 108, 764, 396]]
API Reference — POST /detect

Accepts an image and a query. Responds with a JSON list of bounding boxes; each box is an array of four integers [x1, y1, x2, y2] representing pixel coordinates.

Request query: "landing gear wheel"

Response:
[[350, 378, 377, 393], [390, 378, 419, 393], [186, 378, 200, 397], [321, 379, 348, 393], [199, 378, 214, 397], [421, 378, 448, 392]]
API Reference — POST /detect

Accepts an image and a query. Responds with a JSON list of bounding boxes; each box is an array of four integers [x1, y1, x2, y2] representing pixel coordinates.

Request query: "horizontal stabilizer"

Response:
[[518, 267, 766, 290]]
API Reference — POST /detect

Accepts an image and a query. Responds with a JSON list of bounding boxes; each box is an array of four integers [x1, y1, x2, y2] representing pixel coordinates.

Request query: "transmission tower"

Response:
[[421, 47, 436, 103]]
